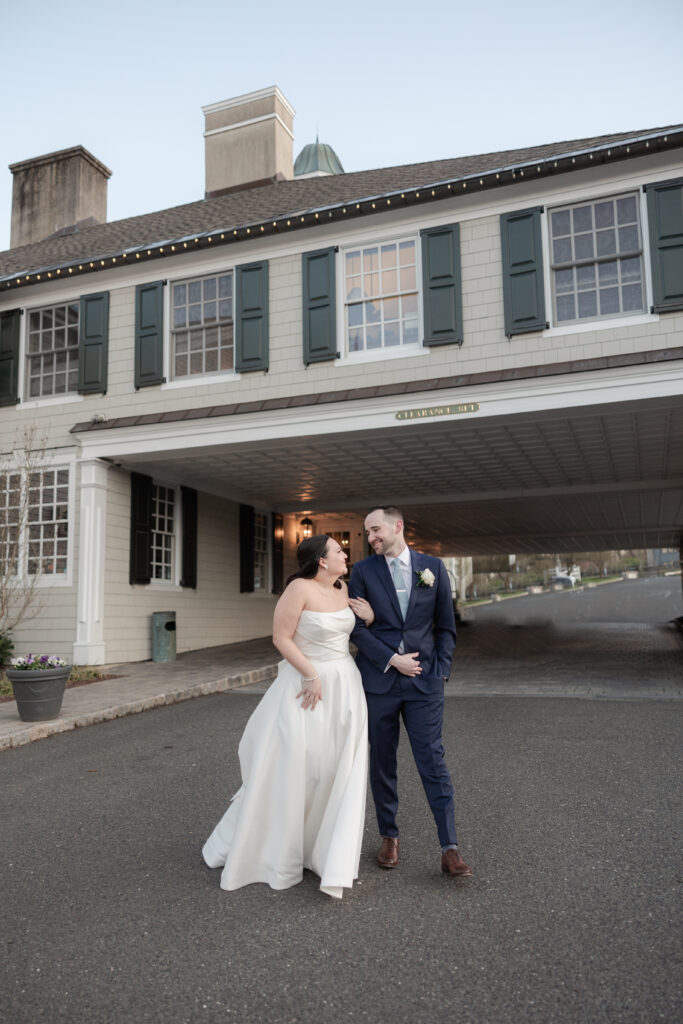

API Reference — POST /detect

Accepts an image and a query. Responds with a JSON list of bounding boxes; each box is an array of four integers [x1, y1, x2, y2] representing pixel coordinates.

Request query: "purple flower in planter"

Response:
[[10, 653, 68, 671]]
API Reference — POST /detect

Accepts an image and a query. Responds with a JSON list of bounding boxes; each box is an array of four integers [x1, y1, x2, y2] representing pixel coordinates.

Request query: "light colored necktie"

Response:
[[391, 558, 409, 619]]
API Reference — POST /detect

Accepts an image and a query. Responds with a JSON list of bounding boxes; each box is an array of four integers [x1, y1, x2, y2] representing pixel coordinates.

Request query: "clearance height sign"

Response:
[[395, 403, 480, 421]]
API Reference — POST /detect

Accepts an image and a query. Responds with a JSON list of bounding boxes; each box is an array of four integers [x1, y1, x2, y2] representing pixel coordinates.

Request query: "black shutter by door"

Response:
[[239, 503, 255, 593], [135, 281, 165, 387], [500, 208, 547, 337], [302, 248, 338, 365], [0, 309, 21, 406], [78, 291, 110, 393], [421, 224, 463, 346], [272, 513, 284, 594], [180, 486, 198, 589], [646, 178, 683, 313], [235, 261, 269, 372], [129, 472, 153, 584]]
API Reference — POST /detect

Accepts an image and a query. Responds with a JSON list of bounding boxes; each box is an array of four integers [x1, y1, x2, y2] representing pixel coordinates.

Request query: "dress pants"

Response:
[[365, 674, 458, 848]]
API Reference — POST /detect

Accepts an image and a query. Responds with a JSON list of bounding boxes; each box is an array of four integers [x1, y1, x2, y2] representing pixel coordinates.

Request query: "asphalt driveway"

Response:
[[1, 690, 680, 1024]]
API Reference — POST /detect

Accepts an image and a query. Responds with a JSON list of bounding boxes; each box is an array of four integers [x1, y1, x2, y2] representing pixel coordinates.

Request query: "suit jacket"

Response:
[[349, 549, 456, 695]]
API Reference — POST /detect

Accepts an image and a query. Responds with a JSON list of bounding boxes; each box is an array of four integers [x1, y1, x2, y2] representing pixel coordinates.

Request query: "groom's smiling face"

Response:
[[365, 509, 404, 557]]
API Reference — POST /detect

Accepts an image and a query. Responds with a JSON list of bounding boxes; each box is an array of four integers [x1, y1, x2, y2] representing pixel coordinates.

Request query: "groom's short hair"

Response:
[[370, 505, 404, 524]]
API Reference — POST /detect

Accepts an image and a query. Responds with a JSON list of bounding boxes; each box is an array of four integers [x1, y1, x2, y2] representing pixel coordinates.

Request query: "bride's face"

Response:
[[322, 540, 347, 577]]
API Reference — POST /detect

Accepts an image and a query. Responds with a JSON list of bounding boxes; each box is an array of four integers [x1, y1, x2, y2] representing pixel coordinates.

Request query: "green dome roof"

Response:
[[294, 140, 344, 177]]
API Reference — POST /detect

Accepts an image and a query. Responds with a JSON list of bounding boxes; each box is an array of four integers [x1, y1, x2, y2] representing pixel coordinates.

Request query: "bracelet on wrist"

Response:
[[302, 675, 319, 682]]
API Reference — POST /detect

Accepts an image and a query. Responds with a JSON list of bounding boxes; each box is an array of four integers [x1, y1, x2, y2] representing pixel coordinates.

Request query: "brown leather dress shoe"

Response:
[[377, 836, 399, 868], [441, 847, 473, 877]]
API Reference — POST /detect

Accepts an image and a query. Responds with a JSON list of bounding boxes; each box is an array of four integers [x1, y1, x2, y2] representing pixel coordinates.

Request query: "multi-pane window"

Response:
[[345, 239, 419, 353], [253, 513, 268, 591], [26, 303, 79, 398], [171, 273, 234, 378], [0, 472, 21, 574], [151, 484, 175, 581], [550, 194, 645, 324], [0, 468, 69, 576], [27, 469, 69, 575]]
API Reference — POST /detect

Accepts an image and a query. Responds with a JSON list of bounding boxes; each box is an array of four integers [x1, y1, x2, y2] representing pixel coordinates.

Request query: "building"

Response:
[[1, 86, 681, 664]]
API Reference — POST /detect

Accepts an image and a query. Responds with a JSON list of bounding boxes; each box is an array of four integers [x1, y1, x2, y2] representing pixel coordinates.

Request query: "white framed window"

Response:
[[253, 512, 268, 591], [0, 467, 70, 578], [151, 483, 175, 581], [0, 471, 20, 575], [343, 237, 419, 355], [25, 302, 79, 398], [171, 272, 234, 379], [549, 192, 646, 325]]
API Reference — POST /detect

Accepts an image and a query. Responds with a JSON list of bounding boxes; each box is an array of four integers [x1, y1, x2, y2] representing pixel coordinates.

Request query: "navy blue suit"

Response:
[[349, 550, 459, 847]]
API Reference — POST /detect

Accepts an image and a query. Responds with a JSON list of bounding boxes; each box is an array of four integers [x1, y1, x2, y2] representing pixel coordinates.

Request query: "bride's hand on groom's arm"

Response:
[[348, 597, 375, 625]]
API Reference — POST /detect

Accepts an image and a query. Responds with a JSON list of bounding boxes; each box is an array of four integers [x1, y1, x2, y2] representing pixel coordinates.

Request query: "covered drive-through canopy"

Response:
[[73, 355, 683, 557]]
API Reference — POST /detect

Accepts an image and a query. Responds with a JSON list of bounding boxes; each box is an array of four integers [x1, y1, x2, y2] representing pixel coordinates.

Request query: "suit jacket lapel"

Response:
[[405, 549, 424, 621], [374, 554, 404, 620]]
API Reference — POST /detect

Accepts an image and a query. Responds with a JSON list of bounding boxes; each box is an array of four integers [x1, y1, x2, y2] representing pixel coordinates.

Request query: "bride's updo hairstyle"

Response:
[[285, 534, 342, 590]]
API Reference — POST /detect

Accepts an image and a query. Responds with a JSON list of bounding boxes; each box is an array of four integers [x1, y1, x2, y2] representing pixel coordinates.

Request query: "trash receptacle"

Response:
[[152, 611, 176, 662]]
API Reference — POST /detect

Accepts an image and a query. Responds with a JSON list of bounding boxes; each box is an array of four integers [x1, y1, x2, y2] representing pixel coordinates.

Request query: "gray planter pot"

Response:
[[6, 667, 71, 722]]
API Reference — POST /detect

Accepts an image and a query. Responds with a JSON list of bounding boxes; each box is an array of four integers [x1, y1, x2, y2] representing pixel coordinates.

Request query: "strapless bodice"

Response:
[[294, 607, 354, 661]]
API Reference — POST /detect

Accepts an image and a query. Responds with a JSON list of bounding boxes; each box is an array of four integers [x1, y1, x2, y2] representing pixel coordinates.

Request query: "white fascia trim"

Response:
[[203, 112, 294, 142], [202, 86, 296, 120], [75, 361, 683, 463]]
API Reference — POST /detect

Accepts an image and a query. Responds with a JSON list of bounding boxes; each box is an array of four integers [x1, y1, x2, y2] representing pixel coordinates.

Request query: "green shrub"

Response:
[[0, 633, 14, 668]]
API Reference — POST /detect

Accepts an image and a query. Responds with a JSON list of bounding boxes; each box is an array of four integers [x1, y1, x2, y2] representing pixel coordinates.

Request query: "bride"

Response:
[[202, 534, 374, 899]]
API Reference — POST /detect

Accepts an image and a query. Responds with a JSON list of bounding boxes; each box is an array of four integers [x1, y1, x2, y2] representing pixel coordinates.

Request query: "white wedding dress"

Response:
[[202, 607, 368, 899]]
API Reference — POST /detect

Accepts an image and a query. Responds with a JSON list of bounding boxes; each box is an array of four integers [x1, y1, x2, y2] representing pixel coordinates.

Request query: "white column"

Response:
[[72, 459, 109, 665]]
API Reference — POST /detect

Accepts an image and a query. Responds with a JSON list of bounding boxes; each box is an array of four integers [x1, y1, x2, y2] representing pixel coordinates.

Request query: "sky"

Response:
[[0, 0, 681, 252]]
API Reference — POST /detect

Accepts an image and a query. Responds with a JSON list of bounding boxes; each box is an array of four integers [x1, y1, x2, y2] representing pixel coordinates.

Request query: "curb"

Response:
[[0, 663, 279, 753]]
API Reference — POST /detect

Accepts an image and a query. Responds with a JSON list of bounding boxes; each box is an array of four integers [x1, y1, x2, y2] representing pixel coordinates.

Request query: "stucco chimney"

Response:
[[9, 145, 111, 249], [203, 86, 295, 198]]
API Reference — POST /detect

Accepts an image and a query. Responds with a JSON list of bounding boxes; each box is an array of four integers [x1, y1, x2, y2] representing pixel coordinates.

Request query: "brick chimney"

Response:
[[203, 86, 295, 198], [9, 145, 111, 249]]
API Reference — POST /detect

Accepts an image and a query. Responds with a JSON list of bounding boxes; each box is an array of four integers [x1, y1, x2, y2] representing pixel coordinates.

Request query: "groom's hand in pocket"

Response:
[[389, 652, 422, 677]]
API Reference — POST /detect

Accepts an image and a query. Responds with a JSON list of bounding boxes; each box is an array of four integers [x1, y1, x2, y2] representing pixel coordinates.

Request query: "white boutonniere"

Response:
[[415, 568, 435, 588]]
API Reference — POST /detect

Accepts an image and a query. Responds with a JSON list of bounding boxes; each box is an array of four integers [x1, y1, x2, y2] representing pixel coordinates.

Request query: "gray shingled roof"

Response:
[[2, 125, 681, 284]]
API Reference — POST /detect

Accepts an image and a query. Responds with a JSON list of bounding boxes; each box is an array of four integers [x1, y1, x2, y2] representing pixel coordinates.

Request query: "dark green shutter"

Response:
[[500, 208, 547, 337], [302, 248, 338, 364], [272, 513, 284, 594], [239, 503, 255, 593], [129, 472, 152, 585], [0, 309, 21, 406], [235, 261, 269, 372], [180, 486, 198, 589], [78, 291, 109, 393], [421, 224, 463, 346], [646, 178, 683, 313], [135, 281, 165, 387]]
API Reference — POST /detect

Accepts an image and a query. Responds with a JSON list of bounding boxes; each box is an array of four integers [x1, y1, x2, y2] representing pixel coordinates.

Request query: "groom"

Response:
[[349, 506, 472, 877]]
